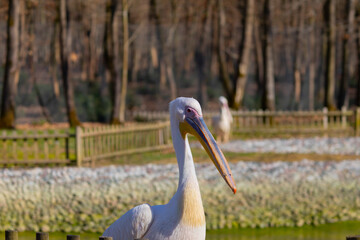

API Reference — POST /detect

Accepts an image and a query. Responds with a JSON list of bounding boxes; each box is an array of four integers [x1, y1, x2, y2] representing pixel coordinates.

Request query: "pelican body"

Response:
[[212, 96, 233, 143], [102, 97, 236, 240]]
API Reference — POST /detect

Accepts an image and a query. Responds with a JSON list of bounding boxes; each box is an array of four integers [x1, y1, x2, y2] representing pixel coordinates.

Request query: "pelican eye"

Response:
[[185, 107, 198, 118]]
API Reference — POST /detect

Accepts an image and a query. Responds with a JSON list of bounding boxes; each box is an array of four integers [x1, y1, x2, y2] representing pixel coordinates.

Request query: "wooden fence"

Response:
[[0, 129, 74, 166], [0, 108, 359, 167], [133, 107, 360, 135], [77, 121, 171, 166], [3, 230, 360, 240], [0, 122, 172, 167]]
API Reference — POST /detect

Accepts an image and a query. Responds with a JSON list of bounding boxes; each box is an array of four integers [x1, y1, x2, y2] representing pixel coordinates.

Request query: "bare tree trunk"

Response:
[[195, 0, 213, 107], [308, 8, 316, 111], [293, 0, 304, 109], [59, 0, 81, 126], [233, 0, 255, 109], [323, 0, 337, 110], [210, 4, 218, 81], [149, 0, 166, 92], [308, 24, 316, 111], [182, 1, 195, 79], [261, 0, 275, 111], [166, 64, 177, 100], [217, 0, 235, 104], [149, 0, 177, 100], [104, 0, 122, 124], [253, 13, 264, 101], [50, 19, 60, 99], [131, 47, 140, 83], [0, 0, 20, 129], [82, 24, 91, 81], [217, 0, 255, 109], [356, 23, 360, 107], [164, 0, 178, 100], [29, 3, 52, 123], [338, 0, 355, 109], [83, 15, 97, 82], [19, 0, 26, 69], [118, 0, 129, 123]]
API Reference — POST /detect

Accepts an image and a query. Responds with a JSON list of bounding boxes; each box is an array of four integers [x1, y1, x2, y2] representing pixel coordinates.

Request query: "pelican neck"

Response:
[[170, 120, 199, 189]]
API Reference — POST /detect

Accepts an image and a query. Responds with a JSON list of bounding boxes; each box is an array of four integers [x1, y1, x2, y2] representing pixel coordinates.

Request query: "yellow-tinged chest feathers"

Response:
[[180, 183, 206, 227]]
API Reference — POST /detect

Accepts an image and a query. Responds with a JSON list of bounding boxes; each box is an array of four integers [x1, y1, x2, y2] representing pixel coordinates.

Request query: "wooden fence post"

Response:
[[5, 230, 17, 240], [76, 126, 83, 167], [67, 235, 80, 240], [36, 232, 49, 240], [323, 107, 328, 130], [99, 237, 113, 240], [346, 236, 360, 240], [341, 106, 347, 129], [355, 107, 360, 136], [65, 137, 70, 160]]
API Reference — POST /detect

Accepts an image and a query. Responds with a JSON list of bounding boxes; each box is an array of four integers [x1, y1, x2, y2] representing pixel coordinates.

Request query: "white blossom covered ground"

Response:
[[192, 137, 360, 155], [1, 157, 360, 231]]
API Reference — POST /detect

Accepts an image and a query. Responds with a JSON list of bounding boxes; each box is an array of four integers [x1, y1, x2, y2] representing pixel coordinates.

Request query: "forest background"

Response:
[[0, 0, 359, 128]]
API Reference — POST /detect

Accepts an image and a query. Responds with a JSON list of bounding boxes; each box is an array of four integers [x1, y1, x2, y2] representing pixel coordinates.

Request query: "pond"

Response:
[[1, 221, 359, 240]]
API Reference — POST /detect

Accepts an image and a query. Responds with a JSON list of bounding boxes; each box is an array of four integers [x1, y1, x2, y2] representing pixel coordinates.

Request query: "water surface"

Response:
[[1, 221, 359, 240]]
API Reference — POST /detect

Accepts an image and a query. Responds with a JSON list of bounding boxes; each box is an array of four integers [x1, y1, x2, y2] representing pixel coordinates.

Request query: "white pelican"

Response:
[[212, 96, 233, 143], [102, 97, 236, 240]]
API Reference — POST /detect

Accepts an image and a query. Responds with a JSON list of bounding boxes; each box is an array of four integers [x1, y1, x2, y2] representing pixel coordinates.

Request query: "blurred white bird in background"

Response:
[[212, 96, 233, 143], [102, 97, 236, 240]]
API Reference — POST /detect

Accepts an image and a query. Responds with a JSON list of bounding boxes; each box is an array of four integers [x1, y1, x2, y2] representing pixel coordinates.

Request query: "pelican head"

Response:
[[219, 96, 229, 108], [170, 97, 236, 194]]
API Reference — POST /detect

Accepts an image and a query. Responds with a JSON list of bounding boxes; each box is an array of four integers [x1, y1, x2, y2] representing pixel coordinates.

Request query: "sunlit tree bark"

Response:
[[59, 0, 81, 126], [261, 0, 275, 111], [253, 12, 264, 105], [356, 20, 360, 107], [292, 0, 304, 110], [323, 0, 337, 110], [308, 8, 316, 111], [233, 0, 254, 109], [118, 0, 129, 123], [149, 0, 177, 100], [338, 0, 355, 109], [217, 0, 254, 109], [0, 0, 20, 129]]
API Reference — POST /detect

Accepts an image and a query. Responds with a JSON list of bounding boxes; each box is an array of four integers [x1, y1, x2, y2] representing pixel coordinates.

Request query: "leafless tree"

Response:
[[0, 0, 20, 128], [217, 0, 255, 109], [323, 0, 337, 110], [307, 4, 317, 111], [261, 0, 275, 111], [356, 10, 360, 107], [195, 0, 214, 107], [119, 0, 129, 123], [292, 0, 305, 109], [104, 0, 121, 124], [59, 0, 81, 126], [338, 0, 355, 109]]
